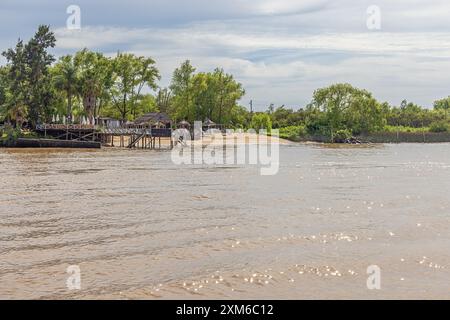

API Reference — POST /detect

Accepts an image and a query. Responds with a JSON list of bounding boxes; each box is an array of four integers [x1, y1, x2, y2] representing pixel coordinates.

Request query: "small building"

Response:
[[134, 113, 172, 129]]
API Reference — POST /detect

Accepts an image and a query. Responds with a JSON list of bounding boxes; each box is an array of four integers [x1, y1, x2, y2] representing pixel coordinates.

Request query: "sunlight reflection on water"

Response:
[[0, 144, 449, 299]]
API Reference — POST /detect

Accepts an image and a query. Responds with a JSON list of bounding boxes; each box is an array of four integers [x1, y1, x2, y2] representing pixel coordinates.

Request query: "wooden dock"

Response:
[[100, 128, 173, 149], [35, 124, 174, 150]]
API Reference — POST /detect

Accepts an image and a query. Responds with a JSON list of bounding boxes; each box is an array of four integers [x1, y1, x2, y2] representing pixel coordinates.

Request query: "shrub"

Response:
[[279, 126, 306, 141], [429, 121, 449, 133], [250, 113, 272, 134], [333, 129, 352, 143], [0, 125, 21, 147]]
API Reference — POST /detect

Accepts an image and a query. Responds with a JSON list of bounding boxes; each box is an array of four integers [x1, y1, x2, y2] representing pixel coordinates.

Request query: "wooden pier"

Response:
[[100, 127, 173, 150], [36, 124, 98, 142], [35, 112, 175, 150], [35, 124, 173, 150]]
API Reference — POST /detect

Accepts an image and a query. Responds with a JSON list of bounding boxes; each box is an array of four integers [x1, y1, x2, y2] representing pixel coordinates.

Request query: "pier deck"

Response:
[[36, 124, 174, 150]]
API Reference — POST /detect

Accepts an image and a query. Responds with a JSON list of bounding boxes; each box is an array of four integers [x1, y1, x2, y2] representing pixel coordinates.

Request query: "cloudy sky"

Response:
[[1, 0, 450, 110]]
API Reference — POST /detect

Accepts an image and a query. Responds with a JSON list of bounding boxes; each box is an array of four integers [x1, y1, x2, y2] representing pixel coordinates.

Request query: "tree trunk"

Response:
[[67, 91, 72, 123]]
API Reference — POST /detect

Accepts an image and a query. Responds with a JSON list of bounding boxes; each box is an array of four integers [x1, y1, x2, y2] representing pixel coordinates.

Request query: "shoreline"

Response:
[[285, 131, 450, 144], [1, 138, 101, 149], [3, 132, 450, 150]]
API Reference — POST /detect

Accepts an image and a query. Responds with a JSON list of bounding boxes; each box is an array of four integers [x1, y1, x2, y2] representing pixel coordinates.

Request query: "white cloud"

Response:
[[3, 1, 450, 109], [54, 24, 450, 57], [52, 23, 450, 109]]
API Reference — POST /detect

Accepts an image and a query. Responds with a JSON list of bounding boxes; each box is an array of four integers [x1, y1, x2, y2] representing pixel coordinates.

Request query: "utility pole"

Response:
[[250, 100, 253, 114]]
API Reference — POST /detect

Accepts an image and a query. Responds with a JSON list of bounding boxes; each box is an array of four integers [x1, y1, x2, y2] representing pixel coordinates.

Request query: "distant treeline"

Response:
[[1, 25, 450, 143]]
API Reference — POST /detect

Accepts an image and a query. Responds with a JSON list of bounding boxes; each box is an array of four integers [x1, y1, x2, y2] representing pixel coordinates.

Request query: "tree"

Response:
[[0, 66, 9, 121], [345, 95, 385, 135], [250, 113, 272, 133], [75, 49, 114, 123], [53, 55, 78, 122], [0, 65, 27, 126], [134, 94, 158, 116], [210, 68, 245, 124], [110, 53, 160, 121], [169, 63, 245, 125], [130, 56, 160, 118], [310, 83, 384, 137], [434, 97, 450, 121], [156, 88, 172, 113], [229, 105, 250, 128], [170, 60, 196, 122], [2, 25, 56, 127], [270, 106, 293, 128]]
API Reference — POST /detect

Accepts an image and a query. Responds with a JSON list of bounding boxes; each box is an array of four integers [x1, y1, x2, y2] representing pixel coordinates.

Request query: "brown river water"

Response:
[[0, 143, 449, 299]]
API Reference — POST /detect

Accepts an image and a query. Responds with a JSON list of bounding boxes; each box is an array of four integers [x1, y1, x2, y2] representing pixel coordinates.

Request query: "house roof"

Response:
[[134, 113, 172, 125], [203, 118, 216, 126]]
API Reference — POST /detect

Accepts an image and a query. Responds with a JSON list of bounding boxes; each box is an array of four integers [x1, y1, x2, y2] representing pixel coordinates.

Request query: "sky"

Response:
[[1, 0, 450, 110]]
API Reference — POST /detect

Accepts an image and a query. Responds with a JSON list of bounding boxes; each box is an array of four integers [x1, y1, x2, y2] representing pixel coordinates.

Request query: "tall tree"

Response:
[[434, 97, 450, 120], [169, 62, 244, 125], [2, 25, 56, 127], [0, 66, 9, 121], [170, 60, 196, 122], [74, 49, 114, 123], [311, 83, 381, 137], [211, 68, 245, 124], [110, 53, 160, 121], [156, 88, 172, 113], [53, 55, 78, 122]]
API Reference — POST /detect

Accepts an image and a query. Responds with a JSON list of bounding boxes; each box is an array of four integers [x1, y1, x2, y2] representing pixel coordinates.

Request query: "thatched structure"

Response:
[[177, 120, 191, 129], [203, 118, 216, 127], [134, 113, 172, 128]]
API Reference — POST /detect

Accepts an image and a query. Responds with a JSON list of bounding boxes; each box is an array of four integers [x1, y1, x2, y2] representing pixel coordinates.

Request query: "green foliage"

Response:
[[333, 129, 352, 143], [279, 126, 306, 141], [0, 66, 10, 122], [2, 25, 56, 127], [156, 88, 172, 114], [169, 61, 245, 125], [310, 83, 386, 137], [2, 26, 450, 144], [0, 125, 21, 146], [433, 97, 450, 111], [270, 106, 306, 128], [74, 49, 115, 121], [52, 55, 78, 121], [429, 121, 449, 133], [228, 105, 250, 128], [250, 113, 272, 134], [110, 53, 160, 120], [383, 125, 428, 133]]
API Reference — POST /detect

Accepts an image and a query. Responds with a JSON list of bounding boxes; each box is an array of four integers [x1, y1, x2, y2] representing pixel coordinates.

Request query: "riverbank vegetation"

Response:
[[1, 25, 450, 143]]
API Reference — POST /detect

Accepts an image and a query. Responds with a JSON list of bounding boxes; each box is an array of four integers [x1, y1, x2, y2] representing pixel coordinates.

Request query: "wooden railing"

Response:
[[37, 124, 95, 130]]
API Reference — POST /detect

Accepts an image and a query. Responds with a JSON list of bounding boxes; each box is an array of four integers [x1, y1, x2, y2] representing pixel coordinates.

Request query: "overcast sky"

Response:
[[1, 0, 450, 110]]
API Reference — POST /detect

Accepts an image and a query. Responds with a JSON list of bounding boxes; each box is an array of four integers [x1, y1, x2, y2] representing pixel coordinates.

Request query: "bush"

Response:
[[250, 113, 272, 134], [0, 125, 21, 147], [333, 129, 352, 143], [429, 121, 449, 133], [279, 126, 306, 141]]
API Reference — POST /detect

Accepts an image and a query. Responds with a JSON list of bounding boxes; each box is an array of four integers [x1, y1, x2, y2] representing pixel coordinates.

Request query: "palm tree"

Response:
[[53, 55, 78, 123], [156, 88, 172, 113], [75, 49, 114, 124]]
